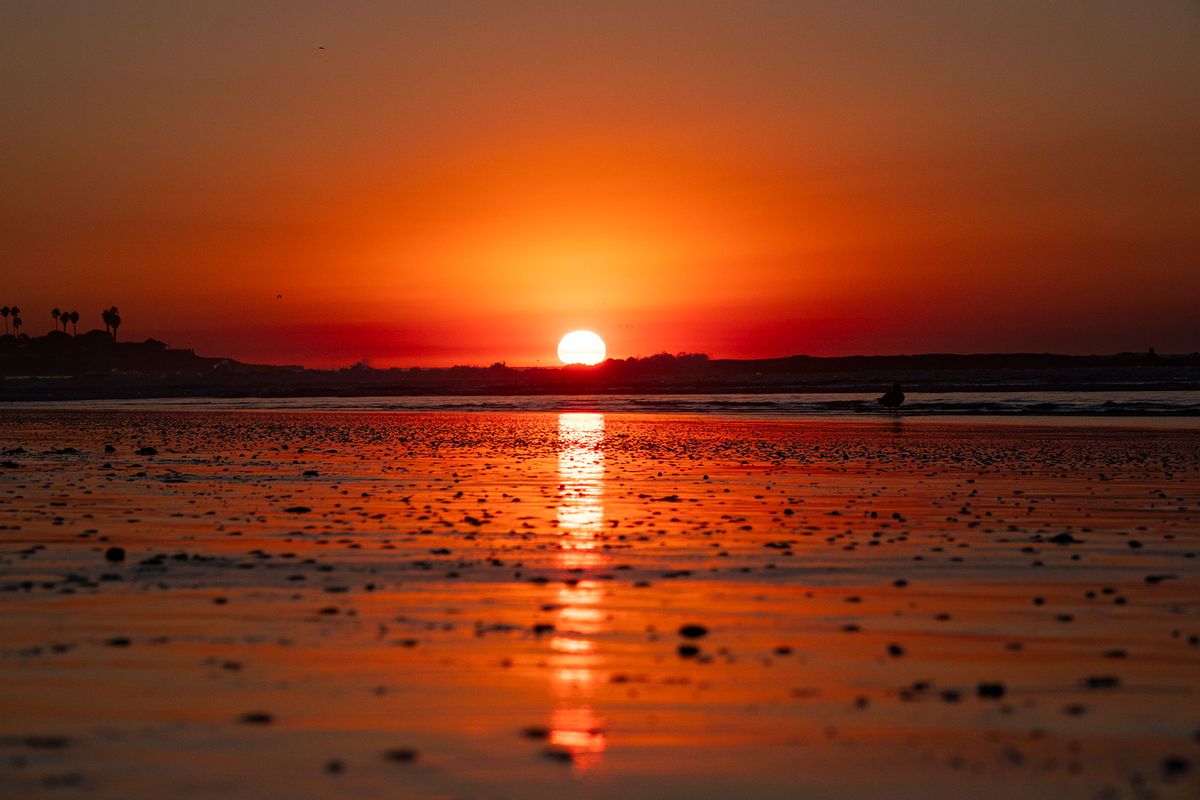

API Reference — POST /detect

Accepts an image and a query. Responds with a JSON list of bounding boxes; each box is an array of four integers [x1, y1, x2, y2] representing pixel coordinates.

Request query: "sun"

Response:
[[558, 330, 606, 365]]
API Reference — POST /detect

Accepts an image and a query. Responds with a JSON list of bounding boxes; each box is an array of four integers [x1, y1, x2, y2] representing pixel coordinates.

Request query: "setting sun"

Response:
[[2, 5, 1198, 799], [558, 330, 606, 366]]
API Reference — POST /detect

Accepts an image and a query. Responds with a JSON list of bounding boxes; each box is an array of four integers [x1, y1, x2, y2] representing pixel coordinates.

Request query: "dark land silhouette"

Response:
[[1, 329, 1197, 402]]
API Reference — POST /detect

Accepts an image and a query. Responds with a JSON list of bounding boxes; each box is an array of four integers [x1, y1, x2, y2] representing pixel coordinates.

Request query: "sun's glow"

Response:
[[557, 330, 606, 365]]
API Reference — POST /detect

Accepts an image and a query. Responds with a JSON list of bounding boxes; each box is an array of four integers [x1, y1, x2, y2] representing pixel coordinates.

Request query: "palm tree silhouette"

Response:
[[69, 311, 79, 335], [11, 308, 22, 337], [102, 306, 122, 341], [52, 307, 61, 333], [0, 307, 9, 335]]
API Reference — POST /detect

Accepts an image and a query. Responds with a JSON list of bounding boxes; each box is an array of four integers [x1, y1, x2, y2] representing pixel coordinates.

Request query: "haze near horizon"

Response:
[[2, 1, 1197, 367]]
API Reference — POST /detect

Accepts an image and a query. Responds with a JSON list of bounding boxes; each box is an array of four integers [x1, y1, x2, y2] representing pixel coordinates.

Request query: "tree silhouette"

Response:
[[10, 307, 21, 337], [0, 307, 8, 335], [69, 311, 80, 336], [102, 306, 122, 341], [52, 307, 61, 333]]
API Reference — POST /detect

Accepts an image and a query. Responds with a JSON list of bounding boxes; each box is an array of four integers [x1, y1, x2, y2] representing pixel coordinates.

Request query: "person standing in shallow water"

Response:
[[879, 382, 905, 412]]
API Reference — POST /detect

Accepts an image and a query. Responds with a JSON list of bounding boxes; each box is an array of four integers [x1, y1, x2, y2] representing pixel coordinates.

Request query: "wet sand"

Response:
[[1, 409, 1197, 799]]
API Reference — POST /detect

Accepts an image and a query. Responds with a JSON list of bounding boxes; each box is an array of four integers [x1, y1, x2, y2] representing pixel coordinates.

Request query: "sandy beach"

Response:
[[6, 1, 1198, 796], [1, 409, 1197, 799]]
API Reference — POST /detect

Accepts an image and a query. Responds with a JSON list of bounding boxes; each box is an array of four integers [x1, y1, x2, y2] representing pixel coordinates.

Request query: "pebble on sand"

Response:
[[542, 747, 574, 763], [1083, 675, 1120, 689], [23, 736, 71, 749]]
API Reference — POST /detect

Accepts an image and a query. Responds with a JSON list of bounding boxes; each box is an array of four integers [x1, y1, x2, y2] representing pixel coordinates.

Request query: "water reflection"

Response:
[[549, 412, 607, 769]]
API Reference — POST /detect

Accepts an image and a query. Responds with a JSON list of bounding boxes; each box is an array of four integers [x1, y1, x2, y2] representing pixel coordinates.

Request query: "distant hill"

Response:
[[0, 330, 287, 377], [1, 331, 1198, 401]]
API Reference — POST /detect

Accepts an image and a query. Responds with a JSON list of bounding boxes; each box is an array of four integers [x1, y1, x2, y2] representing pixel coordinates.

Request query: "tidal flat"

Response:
[[0, 409, 1197, 799]]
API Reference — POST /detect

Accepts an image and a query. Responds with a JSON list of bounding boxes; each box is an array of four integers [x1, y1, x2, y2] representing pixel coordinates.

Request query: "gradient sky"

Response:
[[2, 1, 1198, 366]]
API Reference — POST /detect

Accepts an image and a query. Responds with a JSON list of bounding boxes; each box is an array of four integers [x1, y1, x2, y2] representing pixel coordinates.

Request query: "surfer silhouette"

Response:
[[878, 381, 905, 413]]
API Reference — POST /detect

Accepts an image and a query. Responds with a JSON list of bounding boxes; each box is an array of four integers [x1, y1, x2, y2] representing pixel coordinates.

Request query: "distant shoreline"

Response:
[[2, 330, 1198, 402]]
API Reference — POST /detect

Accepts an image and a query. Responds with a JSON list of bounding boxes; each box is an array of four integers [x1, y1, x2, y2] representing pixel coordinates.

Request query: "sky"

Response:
[[2, 1, 1198, 367]]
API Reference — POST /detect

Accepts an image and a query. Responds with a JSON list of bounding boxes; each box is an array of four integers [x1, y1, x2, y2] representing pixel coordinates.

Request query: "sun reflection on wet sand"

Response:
[[3, 412, 1199, 798], [548, 412, 608, 770]]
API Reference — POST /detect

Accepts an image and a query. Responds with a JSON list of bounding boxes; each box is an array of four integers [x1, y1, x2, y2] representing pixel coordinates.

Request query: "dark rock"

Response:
[[542, 747, 574, 763], [1083, 675, 1120, 689], [977, 682, 1006, 699], [23, 736, 71, 749]]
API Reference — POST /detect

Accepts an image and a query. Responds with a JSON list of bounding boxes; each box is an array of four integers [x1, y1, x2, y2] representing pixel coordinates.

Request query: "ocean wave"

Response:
[[6, 391, 1199, 418]]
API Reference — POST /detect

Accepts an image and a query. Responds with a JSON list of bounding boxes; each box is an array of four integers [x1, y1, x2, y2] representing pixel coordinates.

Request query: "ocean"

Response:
[[4, 390, 1198, 417]]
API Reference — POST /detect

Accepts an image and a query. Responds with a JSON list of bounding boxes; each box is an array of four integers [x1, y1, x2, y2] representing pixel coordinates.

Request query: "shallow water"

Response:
[[0, 410, 1198, 799], [4, 389, 1200, 417]]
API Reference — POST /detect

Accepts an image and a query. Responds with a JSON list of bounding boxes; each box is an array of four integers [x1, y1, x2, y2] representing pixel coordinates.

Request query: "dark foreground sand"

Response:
[[0, 409, 1197, 799]]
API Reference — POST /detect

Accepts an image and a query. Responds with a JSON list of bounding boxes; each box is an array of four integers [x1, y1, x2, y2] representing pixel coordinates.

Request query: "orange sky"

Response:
[[2, 2, 1198, 366]]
